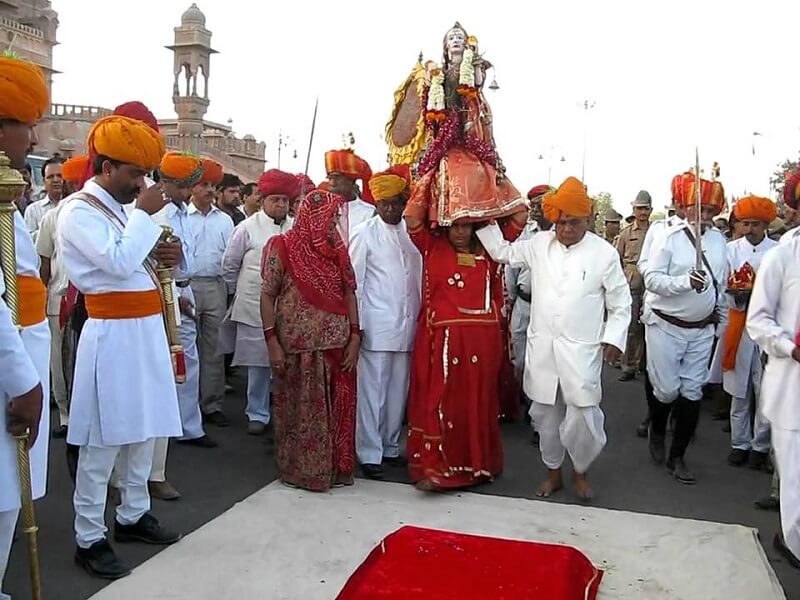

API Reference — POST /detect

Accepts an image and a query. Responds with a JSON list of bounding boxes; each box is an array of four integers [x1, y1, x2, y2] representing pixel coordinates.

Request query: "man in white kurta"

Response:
[[350, 168, 422, 480], [220, 169, 295, 435], [746, 234, 800, 568], [478, 177, 630, 500], [325, 149, 375, 243], [715, 197, 777, 468], [643, 176, 728, 485], [0, 55, 51, 600], [59, 115, 183, 579]]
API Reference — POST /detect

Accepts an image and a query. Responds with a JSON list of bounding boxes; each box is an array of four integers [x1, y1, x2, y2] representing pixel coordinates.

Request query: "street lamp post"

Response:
[[538, 147, 566, 185], [579, 100, 596, 183], [277, 131, 294, 170]]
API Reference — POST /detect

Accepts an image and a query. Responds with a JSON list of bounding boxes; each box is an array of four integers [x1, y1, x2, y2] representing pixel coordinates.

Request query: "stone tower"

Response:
[[166, 4, 217, 154]]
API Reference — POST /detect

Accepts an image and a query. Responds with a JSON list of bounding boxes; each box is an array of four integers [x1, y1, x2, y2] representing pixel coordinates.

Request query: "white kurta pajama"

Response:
[[349, 217, 422, 465], [59, 180, 182, 548], [0, 214, 50, 599], [504, 223, 540, 384], [338, 198, 375, 245], [712, 235, 776, 453], [746, 237, 800, 560], [220, 211, 293, 425], [477, 224, 631, 473]]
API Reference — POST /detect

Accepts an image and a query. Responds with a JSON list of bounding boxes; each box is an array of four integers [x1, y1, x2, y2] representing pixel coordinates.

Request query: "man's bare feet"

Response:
[[535, 468, 563, 497], [573, 471, 594, 502]]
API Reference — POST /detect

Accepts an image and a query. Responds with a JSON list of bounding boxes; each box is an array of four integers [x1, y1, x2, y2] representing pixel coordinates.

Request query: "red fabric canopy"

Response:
[[337, 525, 603, 600]]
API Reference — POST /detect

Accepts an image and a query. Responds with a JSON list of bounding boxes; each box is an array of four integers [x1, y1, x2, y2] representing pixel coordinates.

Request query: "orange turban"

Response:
[[783, 168, 800, 210], [324, 149, 374, 203], [158, 151, 203, 187], [62, 155, 90, 185], [0, 55, 49, 124], [670, 171, 725, 211], [733, 195, 777, 223], [87, 115, 165, 171], [197, 159, 223, 186], [369, 165, 411, 201], [542, 176, 593, 223], [258, 169, 300, 197]]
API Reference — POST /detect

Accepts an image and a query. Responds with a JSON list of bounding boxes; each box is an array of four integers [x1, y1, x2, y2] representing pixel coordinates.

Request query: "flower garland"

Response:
[[418, 109, 497, 176], [425, 69, 446, 123], [457, 45, 478, 99]]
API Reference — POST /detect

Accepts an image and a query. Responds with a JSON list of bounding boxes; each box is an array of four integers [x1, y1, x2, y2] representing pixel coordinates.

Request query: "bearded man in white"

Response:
[[477, 177, 630, 501]]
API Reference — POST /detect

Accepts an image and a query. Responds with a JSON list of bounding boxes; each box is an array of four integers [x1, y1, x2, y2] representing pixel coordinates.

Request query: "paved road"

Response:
[[5, 367, 798, 599]]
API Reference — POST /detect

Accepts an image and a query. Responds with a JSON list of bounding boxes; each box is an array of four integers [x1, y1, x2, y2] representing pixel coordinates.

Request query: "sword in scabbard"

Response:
[[0, 151, 42, 600]]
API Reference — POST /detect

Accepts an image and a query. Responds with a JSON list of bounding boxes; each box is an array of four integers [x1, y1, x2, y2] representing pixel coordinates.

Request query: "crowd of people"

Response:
[[2, 24, 800, 598]]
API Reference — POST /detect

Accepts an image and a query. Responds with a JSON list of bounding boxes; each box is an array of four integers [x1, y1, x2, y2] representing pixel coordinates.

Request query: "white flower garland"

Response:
[[427, 71, 445, 111], [458, 47, 475, 88]]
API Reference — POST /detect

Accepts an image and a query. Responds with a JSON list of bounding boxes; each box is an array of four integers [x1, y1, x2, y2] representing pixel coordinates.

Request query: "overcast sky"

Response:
[[51, 0, 800, 213]]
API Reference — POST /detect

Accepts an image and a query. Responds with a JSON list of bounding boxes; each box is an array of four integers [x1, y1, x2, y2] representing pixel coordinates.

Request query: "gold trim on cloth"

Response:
[[442, 327, 450, 383]]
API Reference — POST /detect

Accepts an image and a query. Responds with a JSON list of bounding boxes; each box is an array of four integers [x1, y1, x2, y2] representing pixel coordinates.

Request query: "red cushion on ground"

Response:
[[337, 525, 603, 599]]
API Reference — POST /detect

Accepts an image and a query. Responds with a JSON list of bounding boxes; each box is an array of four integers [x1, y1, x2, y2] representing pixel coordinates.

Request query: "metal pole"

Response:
[[304, 97, 319, 176]]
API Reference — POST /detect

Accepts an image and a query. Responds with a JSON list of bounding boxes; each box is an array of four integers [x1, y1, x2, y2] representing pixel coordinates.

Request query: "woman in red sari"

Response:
[[260, 190, 361, 491], [405, 214, 523, 491]]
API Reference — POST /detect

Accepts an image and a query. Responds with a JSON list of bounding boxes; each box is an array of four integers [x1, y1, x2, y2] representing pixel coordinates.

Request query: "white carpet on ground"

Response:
[[89, 480, 785, 600]]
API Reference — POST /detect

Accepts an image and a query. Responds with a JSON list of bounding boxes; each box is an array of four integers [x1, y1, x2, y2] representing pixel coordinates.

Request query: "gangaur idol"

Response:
[[385, 22, 525, 227]]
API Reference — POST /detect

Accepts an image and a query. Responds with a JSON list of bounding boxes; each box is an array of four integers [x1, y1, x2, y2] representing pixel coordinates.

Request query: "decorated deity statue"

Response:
[[386, 22, 524, 227]]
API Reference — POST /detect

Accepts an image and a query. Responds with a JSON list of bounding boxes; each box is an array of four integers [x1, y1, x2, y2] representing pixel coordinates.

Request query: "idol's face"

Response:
[[446, 28, 467, 54]]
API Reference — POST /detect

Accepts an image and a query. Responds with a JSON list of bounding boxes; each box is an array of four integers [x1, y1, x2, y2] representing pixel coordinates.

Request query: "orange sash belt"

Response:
[[722, 308, 747, 371], [85, 290, 162, 320], [18, 275, 47, 327]]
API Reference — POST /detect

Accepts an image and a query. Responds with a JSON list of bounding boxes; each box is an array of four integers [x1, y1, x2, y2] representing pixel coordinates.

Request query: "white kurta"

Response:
[[713, 235, 777, 398], [349, 216, 422, 465], [746, 236, 800, 558], [339, 198, 375, 245], [0, 212, 50, 512], [59, 180, 182, 447], [349, 216, 422, 352], [477, 224, 631, 407], [220, 211, 293, 367], [779, 226, 800, 246]]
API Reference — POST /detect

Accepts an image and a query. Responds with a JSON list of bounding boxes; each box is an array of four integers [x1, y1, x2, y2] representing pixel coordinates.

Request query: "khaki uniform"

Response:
[[615, 220, 649, 374]]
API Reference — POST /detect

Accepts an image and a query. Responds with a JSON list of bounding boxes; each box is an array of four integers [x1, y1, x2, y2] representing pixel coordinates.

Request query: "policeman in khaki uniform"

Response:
[[603, 209, 624, 244], [615, 191, 653, 382]]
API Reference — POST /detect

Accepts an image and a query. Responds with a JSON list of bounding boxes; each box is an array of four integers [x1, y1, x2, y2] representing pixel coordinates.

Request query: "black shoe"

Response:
[[755, 496, 780, 512], [383, 456, 407, 467], [727, 448, 749, 466], [74, 539, 131, 580], [773, 533, 800, 569], [748, 450, 768, 471], [649, 430, 666, 465], [666, 457, 696, 485], [202, 411, 230, 427], [52, 425, 68, 439], [636, 420, 649, 438], [361, 464, 384, 480], [177, 435, 218, 448], [114, 513, 181, 545], [618, 371, 635, 382]]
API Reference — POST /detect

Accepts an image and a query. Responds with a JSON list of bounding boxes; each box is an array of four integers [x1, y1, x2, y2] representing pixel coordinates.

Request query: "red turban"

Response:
[[295, 173, 316, 197], [324, 149, 374, 203], [62, 155, 90, 185], [369, 165, 411, 201], [0, 55, 49, 124], [159, 151, 203, 187], [527, 184, 553, 201], [87, 115, 165, 171], [542, 177, 593, 223], [783, 168, 800, 210], [258, 169, 300, 197], [670, 171, 725, 211], [733, 195, 777, 223], [113, 101, 159, 132], [197, 159, 223, 186]]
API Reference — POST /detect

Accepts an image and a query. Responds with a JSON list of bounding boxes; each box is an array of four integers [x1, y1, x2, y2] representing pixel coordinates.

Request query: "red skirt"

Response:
[[407, 322, 504, 488]]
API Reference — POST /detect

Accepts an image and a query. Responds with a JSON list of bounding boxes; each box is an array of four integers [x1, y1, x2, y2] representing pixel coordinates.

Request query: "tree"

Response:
[[770, 153, 800, 197], [591, 192, 614, 234]]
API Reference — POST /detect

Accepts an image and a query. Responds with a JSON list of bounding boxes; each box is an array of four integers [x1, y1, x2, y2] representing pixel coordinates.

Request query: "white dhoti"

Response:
[[531, 389, 607, 474], [75, 439, 156, 548], [771, 426, 800, 559], [645, 319, 714, 403], [356, 350, 410, 465], [0, 508, 19, 600]]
